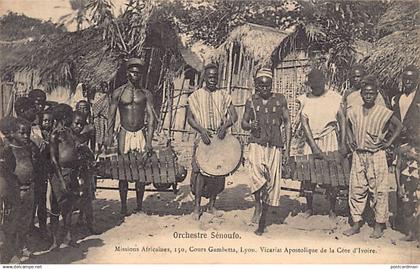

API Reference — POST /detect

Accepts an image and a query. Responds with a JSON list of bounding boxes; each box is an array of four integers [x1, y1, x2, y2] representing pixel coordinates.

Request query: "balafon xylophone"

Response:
[[289, 151, 350, 187], [95, 146, 187, 192]]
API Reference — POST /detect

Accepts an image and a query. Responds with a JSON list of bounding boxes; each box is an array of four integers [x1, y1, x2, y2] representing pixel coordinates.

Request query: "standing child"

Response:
[[0, 117, 20, 263], [71, 111, 98, 235], [49, 104, 82, 249], [344, 76, 402, 239], [8, 117, 38, 258]]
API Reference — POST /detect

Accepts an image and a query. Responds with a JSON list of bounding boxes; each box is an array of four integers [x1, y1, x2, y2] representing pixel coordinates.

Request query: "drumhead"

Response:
[[196, 134, 242, 177]]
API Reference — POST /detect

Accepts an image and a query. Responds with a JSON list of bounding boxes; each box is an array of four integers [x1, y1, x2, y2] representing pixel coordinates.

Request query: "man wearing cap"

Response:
[[300, 69, 346, 219], [187, 63, 238, 220], [106, 58, 156, 216], [392, 65, 420, 244], [241, 68, 291, 235]]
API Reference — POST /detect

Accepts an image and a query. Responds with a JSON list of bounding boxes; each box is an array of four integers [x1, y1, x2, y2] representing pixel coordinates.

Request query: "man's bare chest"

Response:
[[120, 88, 147, 106]]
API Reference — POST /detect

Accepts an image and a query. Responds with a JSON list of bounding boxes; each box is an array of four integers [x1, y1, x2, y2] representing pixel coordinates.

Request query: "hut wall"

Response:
[[274, 50, 310, 131], [0, 82, 13, 118]]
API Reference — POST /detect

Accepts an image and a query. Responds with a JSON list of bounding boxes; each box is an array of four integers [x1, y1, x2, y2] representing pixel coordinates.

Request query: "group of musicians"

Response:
[[0, 57, 419, 263], [184, 63, 419, 244]]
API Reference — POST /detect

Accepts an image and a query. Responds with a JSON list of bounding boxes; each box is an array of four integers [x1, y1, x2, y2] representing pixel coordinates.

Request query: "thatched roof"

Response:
[[0, 20, 184, 93], [364, 27, 419, 91], [208, 23, 291, 68], [377, 1, 419, 38]]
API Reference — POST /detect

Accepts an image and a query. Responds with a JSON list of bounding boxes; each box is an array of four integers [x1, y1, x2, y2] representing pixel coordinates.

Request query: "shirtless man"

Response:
[[49, 104, 82, 249], [106, 58, 156, 216], [76, 100, 95, 151]]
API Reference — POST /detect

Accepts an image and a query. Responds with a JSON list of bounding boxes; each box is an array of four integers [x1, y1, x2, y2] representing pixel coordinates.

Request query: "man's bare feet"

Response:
[[369, 226, 384, 239], [191, 210, 201, 221], [302, 209, 313, 219], [207, 207, 224, 217], [343, 225, 360, 236], [399, 232, 416, 241], [120, 207, 130, 217], [254, 229, 264, 236]]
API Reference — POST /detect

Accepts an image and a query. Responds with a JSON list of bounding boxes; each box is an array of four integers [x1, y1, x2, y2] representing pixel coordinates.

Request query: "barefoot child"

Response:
[[49, 104, 82, 249], [344, 76, 402, 239], [241, 68, 291, 235], [71, 111, 98, 235]]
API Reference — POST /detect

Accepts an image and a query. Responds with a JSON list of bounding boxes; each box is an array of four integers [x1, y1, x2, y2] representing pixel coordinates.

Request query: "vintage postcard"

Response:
[[0, 0, 419, 265]]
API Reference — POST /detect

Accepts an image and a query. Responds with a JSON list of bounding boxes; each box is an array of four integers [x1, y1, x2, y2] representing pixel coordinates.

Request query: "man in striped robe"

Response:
[[300, 69, 346, 219], [344, 76, 402, 239], [241, 68, 291, 235], [187, 63, 238, 220]]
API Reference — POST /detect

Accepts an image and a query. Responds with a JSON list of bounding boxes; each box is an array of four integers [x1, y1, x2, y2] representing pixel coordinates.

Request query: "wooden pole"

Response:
[[226, 42, 234, 94]]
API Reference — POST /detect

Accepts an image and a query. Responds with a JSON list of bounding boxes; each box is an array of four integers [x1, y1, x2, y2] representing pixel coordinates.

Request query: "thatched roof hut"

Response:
[[364, 1, 420, 96], [364, 28, 419, 95], [0, 20, 185, 94], [377, 0, 419, 38], [208, 23, 291, 73]]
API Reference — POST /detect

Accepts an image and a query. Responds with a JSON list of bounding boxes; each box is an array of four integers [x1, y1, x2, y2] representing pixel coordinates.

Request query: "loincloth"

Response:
[[119, 126, 146, 154]]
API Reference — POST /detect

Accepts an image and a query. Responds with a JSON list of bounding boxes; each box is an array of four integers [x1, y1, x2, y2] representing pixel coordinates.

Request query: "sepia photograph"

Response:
[[0, 0, 419, 266]]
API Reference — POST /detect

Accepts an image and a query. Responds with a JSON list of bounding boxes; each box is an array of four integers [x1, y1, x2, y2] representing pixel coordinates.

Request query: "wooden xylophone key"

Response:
[[320, 157, 330, 185], [327, 152, 338, 187], [295, 156, 304, 182], [333, 151, 345, 187], [308, 155, 317, 184], [150, 152, 161, 184], [302, 155, 311, 183], [314, 158, 323, 185], [121, 153, 132, 182], [110, 155, 119, 180], [128, 152, 139, 181]]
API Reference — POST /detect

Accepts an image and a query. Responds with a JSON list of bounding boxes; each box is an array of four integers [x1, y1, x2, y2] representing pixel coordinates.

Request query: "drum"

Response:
[[289, 151, 350, 187], [195, 134, 242, 177]]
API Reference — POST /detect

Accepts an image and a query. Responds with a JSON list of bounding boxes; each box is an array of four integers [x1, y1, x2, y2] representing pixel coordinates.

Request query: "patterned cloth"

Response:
[[349, 150, 389, 223], [92, 93, 110, 146], [188, 88, 233, 198], [347, 105, 393, 152], [248, 143, 282, 207], [187, 88, 233, 132]]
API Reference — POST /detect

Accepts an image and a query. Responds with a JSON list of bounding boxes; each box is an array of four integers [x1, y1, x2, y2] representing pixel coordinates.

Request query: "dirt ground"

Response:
[[19, 140, 420, 264]]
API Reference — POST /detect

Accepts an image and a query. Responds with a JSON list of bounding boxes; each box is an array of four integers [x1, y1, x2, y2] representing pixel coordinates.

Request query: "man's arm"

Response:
[[241, 99, 254, 131], [381, 115, 403, 149], [336, 106, 347, 155], [300, 113, 324, 158], [218, 104, 238, 139], [187, 106, 212, 145], [145, 90, 156, 153], [49, 131, 67, 192], [282, 104, 291, 160], [105, 87, 122, 147]]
